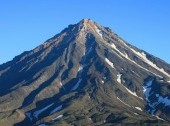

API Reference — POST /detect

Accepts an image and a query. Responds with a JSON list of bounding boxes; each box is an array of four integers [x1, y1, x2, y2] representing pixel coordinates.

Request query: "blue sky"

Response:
[[0, 0, 170, 64]]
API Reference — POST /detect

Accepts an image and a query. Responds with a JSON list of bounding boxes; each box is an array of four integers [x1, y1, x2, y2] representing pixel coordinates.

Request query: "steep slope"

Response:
[[0, 19, 170, 126]]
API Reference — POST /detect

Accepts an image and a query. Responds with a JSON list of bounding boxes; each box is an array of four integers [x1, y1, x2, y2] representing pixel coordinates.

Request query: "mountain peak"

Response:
[[79, 18, 93, 24], [78, 18, 99, 29], [76, 18, 104, 39], [1, 19, 170, 126]]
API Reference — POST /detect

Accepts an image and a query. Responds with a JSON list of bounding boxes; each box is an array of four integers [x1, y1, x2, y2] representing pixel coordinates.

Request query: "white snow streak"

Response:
[[52, 115, 63, 121], [143, 80, 157, 115], [143, 80, 153, 100], [95, 26, 103, 38], [124, 86, 143, 100], [117, 73, 143, 100], [132, 50, 170, 77], [143, 79, 170, 116], [135, 107, 143, 111], [60, 82, 63, 86], [117, 97, 131, 107], [81, 25, 87, 32], [155, 116, 165, 121], [71, 79, 82, 91], [134, 113, 138, 115], [78, 66, 83, 72], [33, 103, 54, 118], [123, 42, 170, 78], [105, 58, 114, 68], [110, 43, 162, 78], [117, 74, 122, 84], [50, 105, 63, 115]]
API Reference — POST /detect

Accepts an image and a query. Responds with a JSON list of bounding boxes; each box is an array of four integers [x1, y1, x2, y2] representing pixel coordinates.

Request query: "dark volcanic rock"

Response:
[[0, 19, 170, 126]]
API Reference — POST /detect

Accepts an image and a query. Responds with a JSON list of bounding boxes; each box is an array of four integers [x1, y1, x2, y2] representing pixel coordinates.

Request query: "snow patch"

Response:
[[134, 113, 138, 115], [155, 116, 165, 121], [33, 103, 53, 118], [110, 43, 161, 77], [78, 66, 83, 72], [117, 74, 122, 83], [109, 44, 125, 60], [123, 43, 170, 78], [60, 82, 63, 86], [143, 80, 170, 115], [50, 105, 63, 115], [143, 80, 157, 115], [83, 48, 86, 55], [110, 43, 117, 49], [52, 115, 63, 121], [95, 26, 103, 38], [105, 58, 114, 68], [81, 25, 87, 32], [135, 107, 142, 111], [159, 79, 164, 82], [124, 86, 143, 100], [143, 80, 153, 100], [117, 73, 143, 100], [117, 97, 131, 107], [101, 80, 104, 84]]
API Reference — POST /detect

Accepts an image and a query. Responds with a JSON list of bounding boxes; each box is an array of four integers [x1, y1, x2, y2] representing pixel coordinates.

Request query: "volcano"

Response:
[[0, 19, 170, 126]]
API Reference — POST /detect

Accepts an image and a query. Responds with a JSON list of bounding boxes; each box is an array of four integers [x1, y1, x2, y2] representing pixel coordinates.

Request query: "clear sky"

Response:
[[0, 0, 170, 64]]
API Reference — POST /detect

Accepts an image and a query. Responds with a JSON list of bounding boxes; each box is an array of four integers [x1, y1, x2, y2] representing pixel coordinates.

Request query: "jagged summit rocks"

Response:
[[0, 19, 170, 126]]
